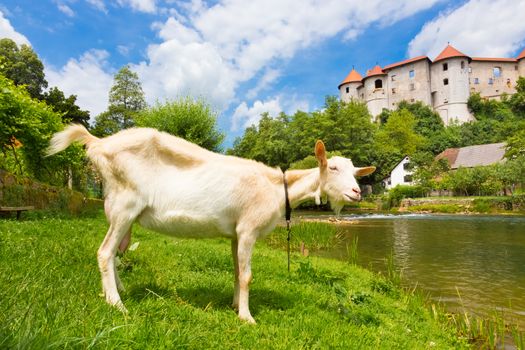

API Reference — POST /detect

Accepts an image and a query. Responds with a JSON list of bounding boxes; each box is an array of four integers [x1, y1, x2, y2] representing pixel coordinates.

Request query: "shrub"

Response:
[[384, 185, 427, 209]]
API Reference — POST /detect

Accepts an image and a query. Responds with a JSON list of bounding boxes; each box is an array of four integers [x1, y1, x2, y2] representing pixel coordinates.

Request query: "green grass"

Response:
[[405, 203, 465, 214], [0, 213, 467, 349]]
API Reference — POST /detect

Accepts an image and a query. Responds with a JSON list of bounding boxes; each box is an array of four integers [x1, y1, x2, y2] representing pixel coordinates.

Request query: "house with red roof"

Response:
[[339, 44, 525, 125]]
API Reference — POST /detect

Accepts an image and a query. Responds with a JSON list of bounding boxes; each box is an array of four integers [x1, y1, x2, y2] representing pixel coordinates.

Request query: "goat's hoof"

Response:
[[239, 314, 256, 324], [109, 300, 128, 314]]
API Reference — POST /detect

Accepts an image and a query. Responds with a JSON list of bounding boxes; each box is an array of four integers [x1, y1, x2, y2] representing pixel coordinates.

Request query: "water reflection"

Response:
[[313, 214, 525, 325]]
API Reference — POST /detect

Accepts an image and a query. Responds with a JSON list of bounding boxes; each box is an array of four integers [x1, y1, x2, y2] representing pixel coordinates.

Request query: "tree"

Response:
[[43, 87, 90, 127], [93, 65, 146, 137], [0, 74, 85, 187], [290, 97, 376, 167], [505, 129, 525, 159], [109, 65, 146, 111], [375, 108, 423, 156], [134, 97, 224, 152], [508, 77, 525, 118], [0, 38, 47, 99]]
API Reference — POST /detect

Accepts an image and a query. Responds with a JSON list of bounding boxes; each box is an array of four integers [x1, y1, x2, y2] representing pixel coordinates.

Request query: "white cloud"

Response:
[[0, 10, 30, 46], [231, 94, 309, 131], [408, 0, 525, 59], [133, 38, 236, 110], [117, 0, 156, 13], [246, 69, 281, 99], [117, 44, 131, 56], [232, 98, 283, 131], [45, 50, 114, 118], [86, 0, 107, 13], [57, 4, 75, 17]]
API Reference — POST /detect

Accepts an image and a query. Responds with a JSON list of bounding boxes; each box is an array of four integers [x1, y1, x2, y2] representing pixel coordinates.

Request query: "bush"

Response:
[[384, 185, 427, 209]]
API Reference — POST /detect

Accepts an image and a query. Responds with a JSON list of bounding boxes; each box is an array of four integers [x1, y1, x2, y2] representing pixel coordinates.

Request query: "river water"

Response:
[[311, 213, 525, 325]]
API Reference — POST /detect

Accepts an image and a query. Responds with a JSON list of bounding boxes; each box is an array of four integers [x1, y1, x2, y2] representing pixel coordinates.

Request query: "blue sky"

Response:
[[1, 0, 525, 147]]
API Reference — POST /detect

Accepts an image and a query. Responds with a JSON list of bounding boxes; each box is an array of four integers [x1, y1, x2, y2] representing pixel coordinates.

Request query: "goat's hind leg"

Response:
[[98, 219, 134, 312], [231, 239, 240, 310], [114, 228, 132, 292]]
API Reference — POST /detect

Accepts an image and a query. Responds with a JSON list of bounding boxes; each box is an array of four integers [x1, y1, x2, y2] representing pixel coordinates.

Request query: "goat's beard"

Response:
[[330, 200, 344, 216]]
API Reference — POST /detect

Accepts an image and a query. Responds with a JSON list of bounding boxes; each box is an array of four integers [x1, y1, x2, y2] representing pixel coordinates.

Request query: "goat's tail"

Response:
[[46, 124, 99, 156]]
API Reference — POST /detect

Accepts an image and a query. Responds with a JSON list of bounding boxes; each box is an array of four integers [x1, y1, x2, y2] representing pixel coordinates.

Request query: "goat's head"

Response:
[[315, 140, 376, 214]]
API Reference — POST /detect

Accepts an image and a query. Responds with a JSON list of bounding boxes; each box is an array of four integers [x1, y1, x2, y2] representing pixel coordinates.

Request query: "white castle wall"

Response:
[[469, 61, 519, 99], [385, 60, 432, 109], [363, 75, 388, 117], [339, 82, 362, 102], [430, 57, 472, 124]]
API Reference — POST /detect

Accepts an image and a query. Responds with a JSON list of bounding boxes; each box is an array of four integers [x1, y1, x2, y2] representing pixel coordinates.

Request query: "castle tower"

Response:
[[338, 68, 363, 102], [363, 65, 388, 117], [518, 48, 525, 77], [430, 44, 473, 125]]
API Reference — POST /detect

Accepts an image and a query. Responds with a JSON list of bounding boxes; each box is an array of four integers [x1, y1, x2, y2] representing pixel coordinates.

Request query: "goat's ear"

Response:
[[315, 140, 327, 169], [355, 166, 376, 177]]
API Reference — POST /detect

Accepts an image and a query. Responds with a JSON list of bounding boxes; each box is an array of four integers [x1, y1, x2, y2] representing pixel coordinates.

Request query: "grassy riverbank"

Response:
[[0, 213, 467, 349]]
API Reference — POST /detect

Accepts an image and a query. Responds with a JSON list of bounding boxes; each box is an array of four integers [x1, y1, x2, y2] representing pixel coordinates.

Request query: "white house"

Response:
[[382, 156, 413, 190]]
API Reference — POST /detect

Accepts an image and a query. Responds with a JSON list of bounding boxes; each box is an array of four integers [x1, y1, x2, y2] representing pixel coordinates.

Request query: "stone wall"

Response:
[[0, 169, 102, 215]]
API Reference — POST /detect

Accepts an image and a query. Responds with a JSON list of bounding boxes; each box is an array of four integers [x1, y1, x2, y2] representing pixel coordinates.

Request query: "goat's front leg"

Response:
[[231, 239, 240, 310], [236, 233, 256, 324]]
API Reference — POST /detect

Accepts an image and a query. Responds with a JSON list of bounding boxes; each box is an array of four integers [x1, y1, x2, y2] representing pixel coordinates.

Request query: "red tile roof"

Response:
[[338, 68, 363, 88], [471, 57, 517, 62], [434, 44, 470, 63], [517, 48, 525, 60], [435, 148, 459, 168], [383, 56, 430, 70], [364, 65, 386, 78]]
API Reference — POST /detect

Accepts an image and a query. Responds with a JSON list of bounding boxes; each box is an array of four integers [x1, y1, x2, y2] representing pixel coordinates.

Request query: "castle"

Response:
[[338, 44, 525, 124]]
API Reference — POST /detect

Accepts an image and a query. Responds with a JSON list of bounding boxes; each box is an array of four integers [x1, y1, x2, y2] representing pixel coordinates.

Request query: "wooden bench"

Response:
[[0, 206, 35, 220]]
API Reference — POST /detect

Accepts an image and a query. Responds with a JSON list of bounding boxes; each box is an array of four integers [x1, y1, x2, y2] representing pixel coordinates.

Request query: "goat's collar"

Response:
[[283, 171, 292, 222]]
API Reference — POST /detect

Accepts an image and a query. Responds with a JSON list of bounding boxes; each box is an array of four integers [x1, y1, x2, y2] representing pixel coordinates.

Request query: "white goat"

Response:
[[47, 125, 375, 324]]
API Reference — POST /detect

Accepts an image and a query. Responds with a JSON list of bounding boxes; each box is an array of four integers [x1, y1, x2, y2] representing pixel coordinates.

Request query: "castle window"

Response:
[[516, 65, 519, 71], [443, 78, 449, 85], [461, 61, 465, 69], [391, 75, 396, 81], [374, 79, 383, 89], [409, 70, 415, 78], [409, 83, 415, 91], [404, 175, 413, 183], [493, 67, 501, 78], [346, 87, 350, 93], [474, 78, 479, 84], [443, 63, 448, 71], [392, 88, 396, 94], [488, 78, 493, 85]]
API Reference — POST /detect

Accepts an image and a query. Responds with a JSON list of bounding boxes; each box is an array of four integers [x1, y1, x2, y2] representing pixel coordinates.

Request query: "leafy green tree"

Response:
[[505, 129, 525, 159], [0, 38, 47, 99], [43, 87, 90, 127], [0, 73, 85, 187], [375, 108, 423, 156], [508, 77, 525, 118], [134, 97, 224, 152], [93, 65, 146, 136], [289, 97, 376, 167], [109, 65, 146, 111]]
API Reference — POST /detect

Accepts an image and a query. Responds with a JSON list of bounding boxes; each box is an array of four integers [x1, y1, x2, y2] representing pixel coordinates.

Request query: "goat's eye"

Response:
[[329, 165, 338, 171]]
